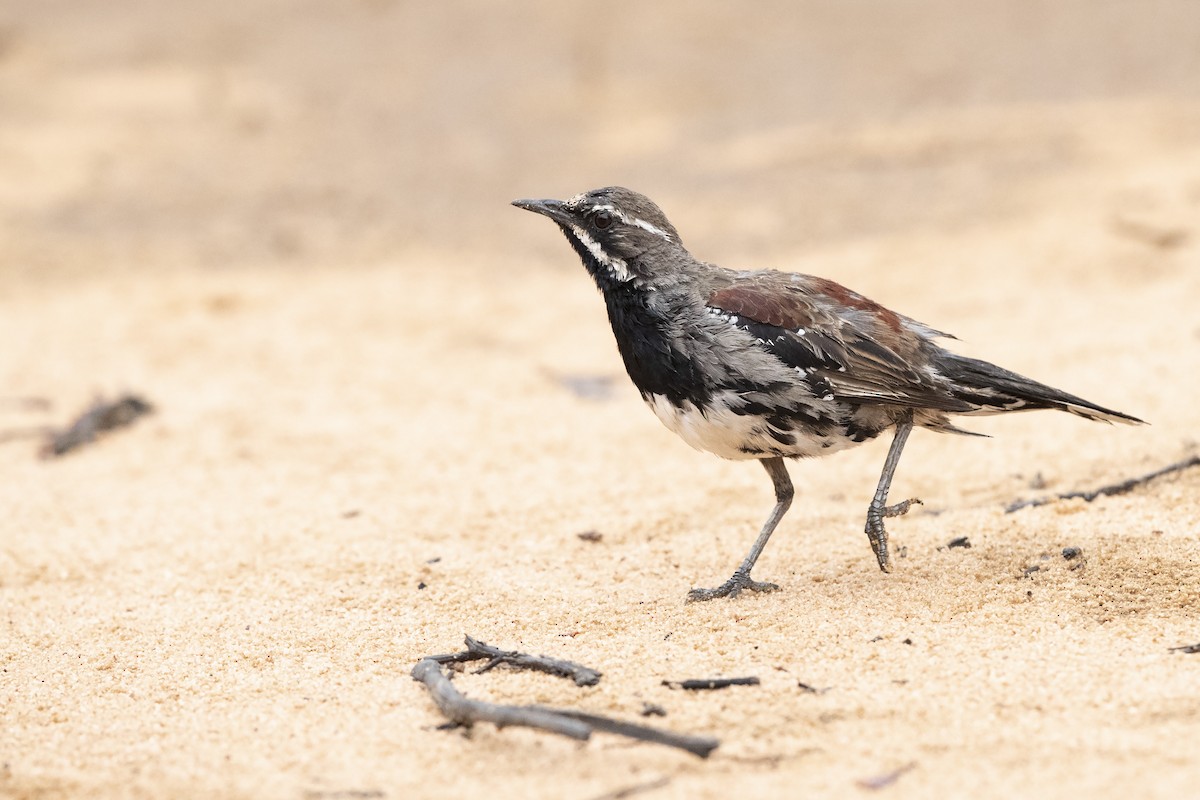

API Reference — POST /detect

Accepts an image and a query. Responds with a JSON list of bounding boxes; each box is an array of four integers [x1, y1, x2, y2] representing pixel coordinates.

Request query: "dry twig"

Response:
[[428, 635, 602, 686], [1005, 456, 1200, 513], [412, 658, 591, 739], [857, 761, 917, 790], [42, 394, 154, 457], [411, 658, 718, 758], [663, 676, 760, 691], [585, 777, 670, 800]]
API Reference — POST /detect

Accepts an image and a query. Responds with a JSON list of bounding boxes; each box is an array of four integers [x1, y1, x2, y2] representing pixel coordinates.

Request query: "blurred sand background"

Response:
[[2, 2, 1199, 798]]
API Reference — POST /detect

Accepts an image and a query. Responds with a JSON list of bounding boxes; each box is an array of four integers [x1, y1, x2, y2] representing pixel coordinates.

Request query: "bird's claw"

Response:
[[865, 514, 892, 573], [864, 498, 919, 573], [686, 571, 780, 602]]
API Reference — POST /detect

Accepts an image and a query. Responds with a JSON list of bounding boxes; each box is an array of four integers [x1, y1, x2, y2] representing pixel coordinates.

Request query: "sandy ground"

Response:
[[3, 2, 1200, 798]]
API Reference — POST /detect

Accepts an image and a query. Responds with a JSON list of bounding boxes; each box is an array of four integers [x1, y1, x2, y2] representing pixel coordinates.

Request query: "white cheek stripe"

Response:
[[569, 224, 635, 283]]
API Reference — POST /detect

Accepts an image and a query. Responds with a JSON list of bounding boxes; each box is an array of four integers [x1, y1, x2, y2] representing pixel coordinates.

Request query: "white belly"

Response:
[[644, 392, 850, 460]]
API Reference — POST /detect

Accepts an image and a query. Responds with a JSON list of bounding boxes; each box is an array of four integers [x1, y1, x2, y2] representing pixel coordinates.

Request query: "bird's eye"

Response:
[[593, 211, 613, 229]]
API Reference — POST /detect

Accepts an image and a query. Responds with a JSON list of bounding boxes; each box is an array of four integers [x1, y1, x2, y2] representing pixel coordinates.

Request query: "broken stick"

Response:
[[1005, 455, 1200, 513], [42, 394, 154, 457], [411, 658, 718, 758], [429, 635, 602, 687], [412, 659, 590, 739], [663, 677, 760, 691], [857, 761, 918, 790]]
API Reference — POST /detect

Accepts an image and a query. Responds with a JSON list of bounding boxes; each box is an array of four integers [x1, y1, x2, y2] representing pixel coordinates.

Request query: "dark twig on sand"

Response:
[[428, 635, 602, 687], [412, 659, 590, 739], [1169, 643, 1200, 654], [585, 777, 671, 800], [1005, 456, 1200, 514], [42, 394, 154, 457], [663, 676, 760, 691], [857, 761, 917, 790], [411, 658, 719, 759], [534, 708, 717, 757]]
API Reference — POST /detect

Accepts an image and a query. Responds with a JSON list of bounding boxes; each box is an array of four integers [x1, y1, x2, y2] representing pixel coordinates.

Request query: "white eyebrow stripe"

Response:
[[630, 217, 673, 240], [584, 204, 674, 242]]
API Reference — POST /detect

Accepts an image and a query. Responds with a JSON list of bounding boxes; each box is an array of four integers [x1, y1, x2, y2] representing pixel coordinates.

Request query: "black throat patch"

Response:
[[601, 289, 713, 408]]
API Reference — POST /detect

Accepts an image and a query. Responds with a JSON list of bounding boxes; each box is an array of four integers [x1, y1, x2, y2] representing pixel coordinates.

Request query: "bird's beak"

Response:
[[512, 197, 571, 225]]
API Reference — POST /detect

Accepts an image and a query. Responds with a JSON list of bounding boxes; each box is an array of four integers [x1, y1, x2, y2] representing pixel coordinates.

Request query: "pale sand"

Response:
[[2, 3, 1199, 798]]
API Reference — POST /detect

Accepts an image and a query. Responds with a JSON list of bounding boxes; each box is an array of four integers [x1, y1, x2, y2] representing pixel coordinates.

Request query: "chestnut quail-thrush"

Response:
[[513, 187, 1143, 601]]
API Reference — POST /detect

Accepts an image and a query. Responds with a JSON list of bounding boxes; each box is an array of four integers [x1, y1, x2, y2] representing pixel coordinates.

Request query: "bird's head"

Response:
[[513, 187, 684, 290]]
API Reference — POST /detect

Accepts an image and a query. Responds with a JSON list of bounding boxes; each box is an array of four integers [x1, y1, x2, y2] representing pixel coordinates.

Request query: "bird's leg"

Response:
[[864, 412, 921, 573], [687, 457, 793, 602]]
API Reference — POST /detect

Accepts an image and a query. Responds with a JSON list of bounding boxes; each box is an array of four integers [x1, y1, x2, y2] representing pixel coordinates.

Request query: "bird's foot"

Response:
[[883, 497, 922, 518], [864, 514, 892, 573], [686, 571, 780, 602], [864, 498, 920, 573]]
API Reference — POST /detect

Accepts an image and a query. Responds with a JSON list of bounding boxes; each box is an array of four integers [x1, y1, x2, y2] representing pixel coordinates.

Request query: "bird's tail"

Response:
[[933, 352, 1144, 425]]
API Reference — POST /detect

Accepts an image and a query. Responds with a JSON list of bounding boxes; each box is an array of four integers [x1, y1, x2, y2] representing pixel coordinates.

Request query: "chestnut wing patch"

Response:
[[708, 283, 972, 412], [707, 285, 846, 374]]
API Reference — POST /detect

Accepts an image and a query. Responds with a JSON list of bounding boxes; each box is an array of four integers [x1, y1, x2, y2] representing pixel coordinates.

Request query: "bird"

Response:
[[512, 187, 1143, 601]]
